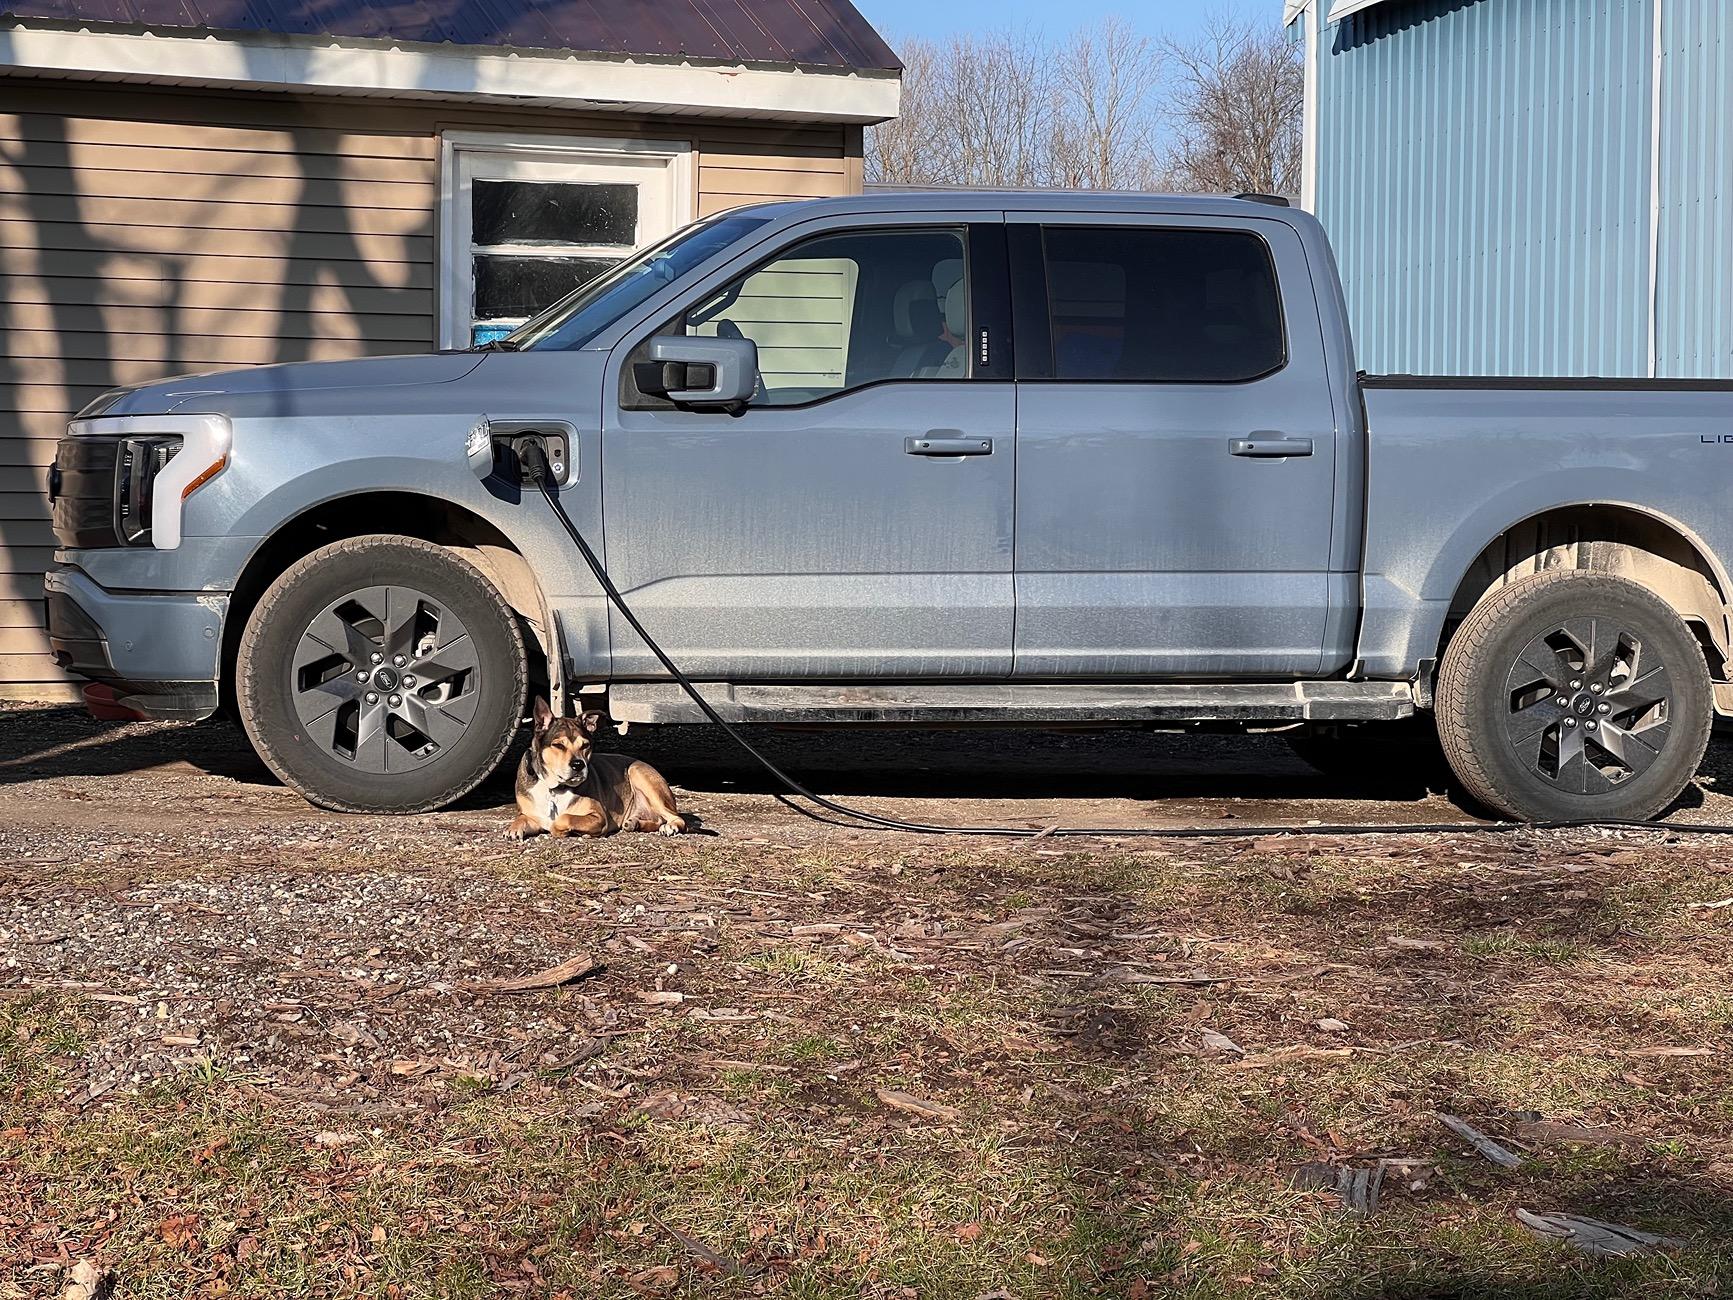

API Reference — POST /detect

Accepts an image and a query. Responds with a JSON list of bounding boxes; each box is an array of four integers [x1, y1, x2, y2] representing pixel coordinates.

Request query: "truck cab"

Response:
[[45, 193, 1733, 823]]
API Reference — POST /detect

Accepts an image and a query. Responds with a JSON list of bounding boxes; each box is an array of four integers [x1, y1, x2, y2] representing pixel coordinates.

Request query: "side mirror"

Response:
[[637, 336, 759, 413]]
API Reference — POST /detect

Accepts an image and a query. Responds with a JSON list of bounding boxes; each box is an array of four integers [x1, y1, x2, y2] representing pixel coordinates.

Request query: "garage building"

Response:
[[1287, 0, 1729, 379]]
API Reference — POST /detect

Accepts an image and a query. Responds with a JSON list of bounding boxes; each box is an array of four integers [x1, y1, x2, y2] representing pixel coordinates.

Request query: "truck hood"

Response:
[[78, 352, 490, 420]]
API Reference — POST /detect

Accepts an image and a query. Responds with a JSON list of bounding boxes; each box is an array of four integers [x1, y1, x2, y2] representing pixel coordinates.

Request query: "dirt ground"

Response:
[[4, 703, 1733, 1298]]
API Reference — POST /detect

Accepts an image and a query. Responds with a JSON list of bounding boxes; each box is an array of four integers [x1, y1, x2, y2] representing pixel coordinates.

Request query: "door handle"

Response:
[[906, 435, 993, 457], [1230, 436, 1314, 458]]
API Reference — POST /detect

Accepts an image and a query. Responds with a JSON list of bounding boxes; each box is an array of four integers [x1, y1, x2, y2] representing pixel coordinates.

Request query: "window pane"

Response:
[[473, 180, 638, 247], [685, 228, 968, 406], [1043, 227, 1285, 382], [474, 254, 621, 323]]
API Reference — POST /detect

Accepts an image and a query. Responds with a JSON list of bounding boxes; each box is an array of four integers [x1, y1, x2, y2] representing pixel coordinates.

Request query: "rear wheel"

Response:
[[237, 535, 526, 813], [1436, 570, 1711, 822]]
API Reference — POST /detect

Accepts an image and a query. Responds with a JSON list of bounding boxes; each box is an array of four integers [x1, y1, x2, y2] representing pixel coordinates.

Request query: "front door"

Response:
[[1010, 214, 1343, 678], [602, 217, 1016, 680]]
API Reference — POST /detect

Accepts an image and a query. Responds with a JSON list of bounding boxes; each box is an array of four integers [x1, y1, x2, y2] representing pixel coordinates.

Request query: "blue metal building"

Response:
[[1287, 0, 1730, 378]]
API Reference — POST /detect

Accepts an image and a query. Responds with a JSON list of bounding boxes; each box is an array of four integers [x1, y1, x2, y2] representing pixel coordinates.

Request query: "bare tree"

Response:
[[865, 37, 943, 186], [1050, 18, 1164, 191], [941, 29, 1056, 188], [865, 11, 1300, 196], [1161, 15, 1303, 197]]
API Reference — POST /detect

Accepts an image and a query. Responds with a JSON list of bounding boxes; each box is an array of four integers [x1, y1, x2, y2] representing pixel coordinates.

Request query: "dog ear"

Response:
[[579, 711, 604, 735], [532, 697, 553, 730]]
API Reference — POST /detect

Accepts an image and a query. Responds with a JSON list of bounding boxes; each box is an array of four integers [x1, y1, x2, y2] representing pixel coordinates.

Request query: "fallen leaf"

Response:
[[480, 953, 597, 993], [313, 1131, 362, 1147], [1515, 1209, 1683, 1256], [58, 1260, 107, 1300], [1437, 1113, 1522, 1168], [160, 1212, 201, 1249], [1317, 1018, 1351, 1033], [1198, 1028, 1244, 1056], [875, 1088, 961, 1122], [627, 1265, 680, 1294], [954, 1221, 983, 1241]]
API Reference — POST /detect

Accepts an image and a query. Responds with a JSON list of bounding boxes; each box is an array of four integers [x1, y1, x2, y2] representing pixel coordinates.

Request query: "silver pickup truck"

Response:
[[44, 192, 1733, 823]]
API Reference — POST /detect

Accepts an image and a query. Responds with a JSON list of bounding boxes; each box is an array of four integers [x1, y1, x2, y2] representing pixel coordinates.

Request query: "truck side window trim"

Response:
[[619, 221, 1013, 414], [1012, 222, 1290, 387]]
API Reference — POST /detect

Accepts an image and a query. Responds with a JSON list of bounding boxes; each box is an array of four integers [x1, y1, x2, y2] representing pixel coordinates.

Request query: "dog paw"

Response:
[[659, 818, 686, 837]]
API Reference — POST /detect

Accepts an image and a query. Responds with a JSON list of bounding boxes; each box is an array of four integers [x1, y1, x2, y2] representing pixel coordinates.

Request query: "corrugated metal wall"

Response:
[[1314, 0, 1731, 379], [1655, 0, 1731, 377]]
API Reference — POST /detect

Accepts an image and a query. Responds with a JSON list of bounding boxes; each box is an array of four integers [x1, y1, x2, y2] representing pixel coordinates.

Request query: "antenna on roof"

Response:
[[1234, 193, 1292, 207]]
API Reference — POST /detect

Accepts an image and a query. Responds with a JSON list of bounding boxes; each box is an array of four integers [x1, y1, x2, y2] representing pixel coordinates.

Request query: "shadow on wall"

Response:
[[0, 24, 435, 691], [1332, 0, 1488, 53]]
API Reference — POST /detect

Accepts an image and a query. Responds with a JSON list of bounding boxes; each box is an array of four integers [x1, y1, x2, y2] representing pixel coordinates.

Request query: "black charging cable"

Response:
[[514, 442, 1733, 841]]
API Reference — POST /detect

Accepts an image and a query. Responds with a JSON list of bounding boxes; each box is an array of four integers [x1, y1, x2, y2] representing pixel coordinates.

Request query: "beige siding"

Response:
[[0, 79, 857, 697]]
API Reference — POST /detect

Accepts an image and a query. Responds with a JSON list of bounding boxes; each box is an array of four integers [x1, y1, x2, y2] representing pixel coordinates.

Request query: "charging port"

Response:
[[486, 424, 571, 487]]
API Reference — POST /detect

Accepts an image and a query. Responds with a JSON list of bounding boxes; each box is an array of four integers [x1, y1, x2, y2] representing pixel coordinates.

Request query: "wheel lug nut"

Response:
[[1565, 718, 1577, 727], [355, 670, 368, 682], [365, 692, 378, 704], [1598, 702, 1610, 713], [1556, 696, 1569, 706], [370, 652, 384, 664], [403, 675, 417, 687], [393, 655, 407, 667], [1585, 721, 1597, 731], [1590, 683, 1603, 693], [389, 694, 402, 707], [1570, 679, 1582, 689]]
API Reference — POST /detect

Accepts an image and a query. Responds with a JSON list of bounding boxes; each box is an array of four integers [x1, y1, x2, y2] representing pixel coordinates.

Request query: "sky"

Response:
[[853, 0, 1260, 50]]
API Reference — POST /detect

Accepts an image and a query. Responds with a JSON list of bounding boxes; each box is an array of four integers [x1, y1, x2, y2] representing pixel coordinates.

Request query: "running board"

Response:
[[606, 681, 1416, 726]]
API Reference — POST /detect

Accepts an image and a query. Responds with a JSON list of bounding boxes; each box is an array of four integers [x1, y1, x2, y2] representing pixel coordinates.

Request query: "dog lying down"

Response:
[[508, 698, 686, 840]]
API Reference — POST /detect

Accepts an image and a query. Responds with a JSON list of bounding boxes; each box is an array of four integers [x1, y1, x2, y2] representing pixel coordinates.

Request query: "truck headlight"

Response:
[[64, 414, 231, 550]]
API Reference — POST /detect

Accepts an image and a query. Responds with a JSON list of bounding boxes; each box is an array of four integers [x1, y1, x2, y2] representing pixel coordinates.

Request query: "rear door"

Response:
[[601, 213, 1017, 680], [1010, 212, 1343, 678]]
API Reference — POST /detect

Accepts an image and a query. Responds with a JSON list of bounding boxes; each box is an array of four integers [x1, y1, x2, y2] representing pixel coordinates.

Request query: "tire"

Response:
[[236, 535, 526, 813], [1285, 720, 1449, 790], [1436, 570, 1711, 822]]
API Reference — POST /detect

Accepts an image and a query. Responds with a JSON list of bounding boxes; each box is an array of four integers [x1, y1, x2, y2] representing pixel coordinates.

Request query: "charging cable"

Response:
[[515, 442, 1733, 841]]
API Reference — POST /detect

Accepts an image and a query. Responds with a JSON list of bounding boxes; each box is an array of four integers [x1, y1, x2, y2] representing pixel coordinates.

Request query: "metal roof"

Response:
[[0, 0, 903, 71]]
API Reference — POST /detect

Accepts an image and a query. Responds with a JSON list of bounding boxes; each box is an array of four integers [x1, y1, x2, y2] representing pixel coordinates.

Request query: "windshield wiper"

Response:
[[477, 337, 520, 352]]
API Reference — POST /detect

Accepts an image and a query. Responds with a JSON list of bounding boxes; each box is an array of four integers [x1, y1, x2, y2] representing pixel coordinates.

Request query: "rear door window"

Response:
[[1041, 226, 1286, 383]]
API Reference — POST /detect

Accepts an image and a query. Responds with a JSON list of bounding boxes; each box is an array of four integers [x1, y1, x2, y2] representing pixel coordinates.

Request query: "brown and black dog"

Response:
[[507, 698, 686, 840]]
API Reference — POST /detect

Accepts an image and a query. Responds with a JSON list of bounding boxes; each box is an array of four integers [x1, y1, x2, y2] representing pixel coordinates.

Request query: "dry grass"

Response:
[[6, 825, 1733, 1297]]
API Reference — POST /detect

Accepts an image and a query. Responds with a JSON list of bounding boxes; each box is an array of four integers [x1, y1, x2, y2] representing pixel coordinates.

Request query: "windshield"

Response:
[[503, 214, 771, 352]]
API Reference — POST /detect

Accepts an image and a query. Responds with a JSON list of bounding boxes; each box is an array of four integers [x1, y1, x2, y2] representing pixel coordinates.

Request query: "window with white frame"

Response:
[[439, 134, 693, 349]]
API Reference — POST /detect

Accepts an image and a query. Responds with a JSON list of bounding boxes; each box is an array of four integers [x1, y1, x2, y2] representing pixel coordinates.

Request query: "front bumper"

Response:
[[44, 566, 225, 721]]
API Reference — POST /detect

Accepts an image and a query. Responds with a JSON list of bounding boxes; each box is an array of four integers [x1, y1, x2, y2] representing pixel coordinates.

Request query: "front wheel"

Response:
[[1435, 570, 1712, 822], [236, 535, 526, 813]]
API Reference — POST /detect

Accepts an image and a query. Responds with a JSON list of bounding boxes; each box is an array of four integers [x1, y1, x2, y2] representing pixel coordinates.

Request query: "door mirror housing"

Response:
[[637, 336, 759, 414]]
